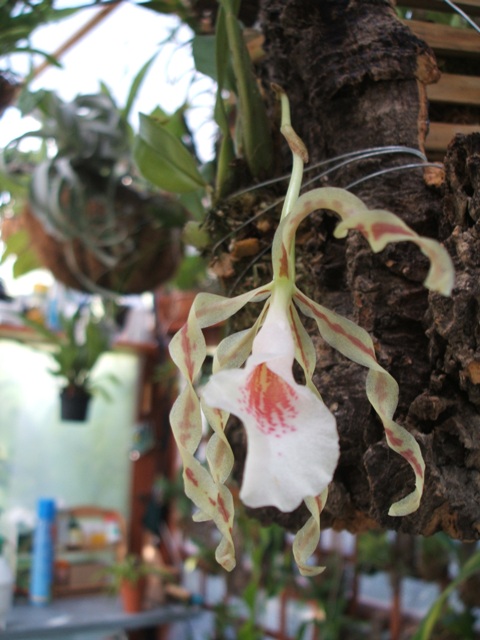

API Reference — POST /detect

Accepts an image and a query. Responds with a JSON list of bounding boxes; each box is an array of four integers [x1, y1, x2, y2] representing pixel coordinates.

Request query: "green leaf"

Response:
[[134, 113, 206, 193], [12, 249, 42, 278], [412, 550, 480, 640], [192, 35, 218, 81], [213, 6, 236, 198], [170, 254, 207, 290], [178, 190, 206, 220], [193, 33, 236, 90], [149, 105, 191, 142], [220, 0, 273, 177], [122, 51, 160, 123], [0, 228, 42, 277]]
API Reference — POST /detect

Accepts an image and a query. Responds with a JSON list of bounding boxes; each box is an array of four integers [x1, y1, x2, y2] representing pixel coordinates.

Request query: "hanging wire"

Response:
[[345, 162, 444, 190], [301, 146, 429, 190], [441, 0, 480, 34], [220, 151, 443, 296], [212, 145, 435, 254]]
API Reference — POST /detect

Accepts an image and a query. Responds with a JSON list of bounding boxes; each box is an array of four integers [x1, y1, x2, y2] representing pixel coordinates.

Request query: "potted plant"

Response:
[[101, 554, 162, 614], [22, 306, 114, 421], [2, 59, 189, 295]]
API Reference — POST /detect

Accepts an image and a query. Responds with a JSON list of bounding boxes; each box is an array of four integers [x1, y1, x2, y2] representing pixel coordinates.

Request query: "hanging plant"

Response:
[[22, 306, 116, 422], [2, 55, 192, 295]]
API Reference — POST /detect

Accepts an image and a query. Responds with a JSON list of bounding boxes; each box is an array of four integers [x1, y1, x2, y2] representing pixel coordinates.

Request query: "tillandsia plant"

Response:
[[168, 87, 455, 576]]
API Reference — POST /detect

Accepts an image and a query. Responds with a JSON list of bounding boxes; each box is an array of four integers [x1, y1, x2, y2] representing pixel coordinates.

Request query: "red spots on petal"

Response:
[[297, 294, 375, 361], [209, 497, 216, 507], [371, 222, 414, 242], [355, 223, 367, 238], [330, 199, 343, 212], [185, 467, 199, 486], [278, 244, 290, 277], [180, 325, 195, 379], [217, 494, 230, 523], [385, 428, 404, 449], [185, 393, 196, 416], [177, 394, 197, 446], [240, 363, 299, 436], [179, 432, 191, 447], [403, 448, 424, 478], [289, 307, 308, 368], [374, 377, 389, 410]]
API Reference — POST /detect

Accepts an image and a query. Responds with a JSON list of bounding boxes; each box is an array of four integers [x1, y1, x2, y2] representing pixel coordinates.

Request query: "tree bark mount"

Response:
[[213, 1, 480, 541]]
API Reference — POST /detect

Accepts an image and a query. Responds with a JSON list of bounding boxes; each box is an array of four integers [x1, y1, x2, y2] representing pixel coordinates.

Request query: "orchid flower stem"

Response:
[[274, 85, 308, 221]]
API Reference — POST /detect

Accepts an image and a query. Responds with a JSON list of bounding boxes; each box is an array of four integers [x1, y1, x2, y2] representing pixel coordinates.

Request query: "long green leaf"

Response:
[[134, 113, 205, 193], [213, 5, 235, 198], [192, 34, 235, 89], [219, 0, 273, 177], [122, 50, 160, 123], [412, 550, 480, 640]]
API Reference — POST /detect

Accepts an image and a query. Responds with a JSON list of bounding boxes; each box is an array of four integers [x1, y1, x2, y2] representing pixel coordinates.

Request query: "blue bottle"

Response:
[[30, 498, 56, 606]]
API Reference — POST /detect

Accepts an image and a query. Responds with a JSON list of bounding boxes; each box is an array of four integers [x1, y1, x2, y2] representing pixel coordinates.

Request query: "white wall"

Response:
[[0, 340, 139, 520]]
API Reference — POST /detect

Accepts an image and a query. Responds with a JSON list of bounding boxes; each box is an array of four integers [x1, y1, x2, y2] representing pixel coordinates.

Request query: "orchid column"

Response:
[[169, 88, 454, 576]]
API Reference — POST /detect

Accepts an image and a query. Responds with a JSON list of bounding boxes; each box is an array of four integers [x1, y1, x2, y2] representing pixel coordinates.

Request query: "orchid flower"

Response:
[[168, 88, 455, 576]]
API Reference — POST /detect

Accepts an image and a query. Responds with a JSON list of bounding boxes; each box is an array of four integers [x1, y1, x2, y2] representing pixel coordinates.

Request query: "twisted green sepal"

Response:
[[276, 187, 454, 297], [294, 291, 425, 516], [293, 491, 329, 577], [168, 286, 270, 570]]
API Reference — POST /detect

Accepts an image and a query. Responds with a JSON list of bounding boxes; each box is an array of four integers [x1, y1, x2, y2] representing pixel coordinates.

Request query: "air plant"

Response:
[[168, 87, 455, 576]]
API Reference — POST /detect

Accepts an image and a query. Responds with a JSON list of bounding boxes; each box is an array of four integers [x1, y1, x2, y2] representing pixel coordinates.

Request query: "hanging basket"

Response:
[[60, 386, 92, 422], [22, 182, 184, 296]]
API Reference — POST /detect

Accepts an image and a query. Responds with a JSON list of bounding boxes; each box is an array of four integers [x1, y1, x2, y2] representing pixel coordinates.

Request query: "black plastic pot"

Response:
[[60, 387, 92, 422]]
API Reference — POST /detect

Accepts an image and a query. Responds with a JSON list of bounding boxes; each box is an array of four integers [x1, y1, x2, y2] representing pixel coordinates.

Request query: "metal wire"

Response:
[[345, 162, 444, 189], [441, 0, 480, 34]]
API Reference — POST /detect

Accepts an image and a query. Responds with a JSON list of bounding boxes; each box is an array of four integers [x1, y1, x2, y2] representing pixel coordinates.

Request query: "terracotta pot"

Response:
[[156, 289, 225, 345], [119, 578, 146, 614], [156, 290, 196, 334]]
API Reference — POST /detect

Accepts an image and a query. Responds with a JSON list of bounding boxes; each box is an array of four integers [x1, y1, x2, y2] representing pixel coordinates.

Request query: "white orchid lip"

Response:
[[202, 305, 339, 513]]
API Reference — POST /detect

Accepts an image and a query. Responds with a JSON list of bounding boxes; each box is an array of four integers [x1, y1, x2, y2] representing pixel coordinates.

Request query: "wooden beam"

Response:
[[405, 19, 480, 56], [398, 0, 480, 17], [426, 121, 480, 152], [427, 73, 480, 105], [32, 3, 120, 79]]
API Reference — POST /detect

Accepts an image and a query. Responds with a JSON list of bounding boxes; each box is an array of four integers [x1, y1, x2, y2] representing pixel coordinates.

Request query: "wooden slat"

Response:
[[426, 121, 480, 151], [399, 0, 480, 17], [427, 73, 480, 104], [406, 19, 480, 55]]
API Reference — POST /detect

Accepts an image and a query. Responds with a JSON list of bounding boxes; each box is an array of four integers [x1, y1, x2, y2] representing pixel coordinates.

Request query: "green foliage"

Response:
[[356, 531, 393, 574], [168, 253, 208, 290], [14, 88, 130, 171], [217, 0, 273, 179], [21, 307, 113, 392], [1, 56, 189, 283], [100, 554, 163, 591], [137, 0, 202, 33], [0, 0, 89, 68], [397, 6, 473, 28], [412, 547, 480, 640], [134, 111, 207, 193], [0, 227, 42, 276], [208, 517, 291, 639]]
